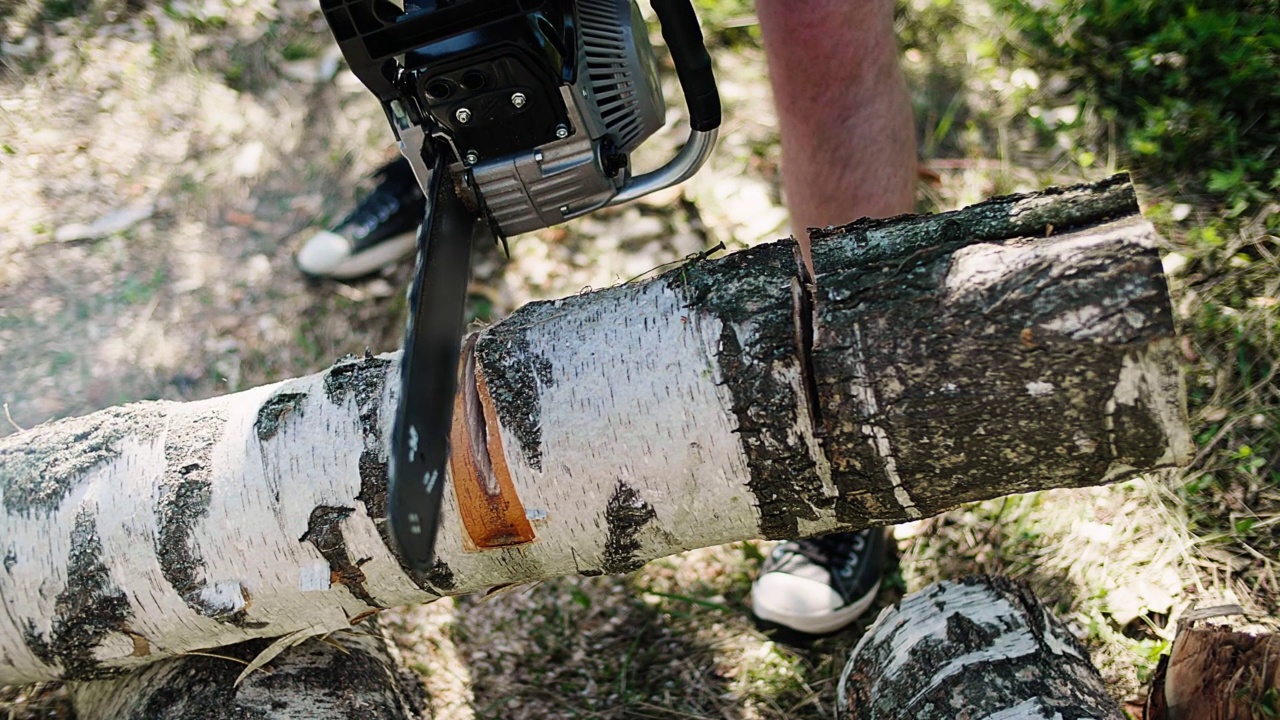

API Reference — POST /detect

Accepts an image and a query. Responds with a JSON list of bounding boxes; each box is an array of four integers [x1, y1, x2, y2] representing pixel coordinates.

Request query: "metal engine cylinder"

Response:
[[470, 0, 667, 237]]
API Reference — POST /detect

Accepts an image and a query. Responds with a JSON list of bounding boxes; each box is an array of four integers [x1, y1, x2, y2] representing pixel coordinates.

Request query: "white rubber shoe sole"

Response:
[[751, 575, 882, 635], [295, 228, 417, 280]]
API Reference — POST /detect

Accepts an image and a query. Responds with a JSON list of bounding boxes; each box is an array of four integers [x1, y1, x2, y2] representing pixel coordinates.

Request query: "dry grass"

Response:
[[1, 0, 1275, 718]]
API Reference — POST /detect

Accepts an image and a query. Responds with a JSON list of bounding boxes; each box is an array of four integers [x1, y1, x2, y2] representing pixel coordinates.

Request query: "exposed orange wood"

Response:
[[448, 364, 536, 549]]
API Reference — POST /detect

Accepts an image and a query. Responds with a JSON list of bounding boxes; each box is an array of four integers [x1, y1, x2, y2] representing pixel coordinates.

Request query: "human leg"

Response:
[[749, 0, 914, 638], [755, 0, 916, 267]]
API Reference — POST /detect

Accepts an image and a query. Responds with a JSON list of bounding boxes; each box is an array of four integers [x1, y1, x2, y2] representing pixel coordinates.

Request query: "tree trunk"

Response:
[[837, 575, 1124, 720], [67, 620, 428, 720], [1146, 616, 1279, 720], [0, 174, 1191, 686]]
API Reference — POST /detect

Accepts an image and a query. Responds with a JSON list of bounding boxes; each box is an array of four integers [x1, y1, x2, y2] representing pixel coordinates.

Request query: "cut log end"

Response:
[[1149, 622, 1280, 720]]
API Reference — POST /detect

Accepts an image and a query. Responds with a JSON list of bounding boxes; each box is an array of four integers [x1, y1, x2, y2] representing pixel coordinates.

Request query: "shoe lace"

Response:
[[781, 532, 864, 570]]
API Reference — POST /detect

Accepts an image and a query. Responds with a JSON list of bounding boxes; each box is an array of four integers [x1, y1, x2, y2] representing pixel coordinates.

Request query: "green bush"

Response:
[[995, 0, 1280, 210]]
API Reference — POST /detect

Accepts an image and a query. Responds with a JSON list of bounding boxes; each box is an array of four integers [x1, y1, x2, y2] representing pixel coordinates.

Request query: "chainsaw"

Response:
[[318, 0, 721, 570]]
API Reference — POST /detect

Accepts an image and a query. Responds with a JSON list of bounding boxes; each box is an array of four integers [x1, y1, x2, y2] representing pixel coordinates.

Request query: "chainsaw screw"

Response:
[[534, 150, 544, 163], [510, 92, 527, 108], [464, 150, 479, 165], [455, 107, 472, 124], [555, 125, 569, 139]]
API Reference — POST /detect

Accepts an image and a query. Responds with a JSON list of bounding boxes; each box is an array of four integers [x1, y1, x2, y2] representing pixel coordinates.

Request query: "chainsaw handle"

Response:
[[651, 0, 721, 132]]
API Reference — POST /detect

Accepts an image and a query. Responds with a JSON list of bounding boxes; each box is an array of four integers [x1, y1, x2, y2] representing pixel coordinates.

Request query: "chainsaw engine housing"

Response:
[[424, 0, 666, 235], [320, 0, 718, 237]]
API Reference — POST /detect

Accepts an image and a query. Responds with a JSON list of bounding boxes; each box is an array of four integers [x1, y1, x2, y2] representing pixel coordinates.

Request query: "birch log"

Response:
[[836, 576, 1124, 720], [0, 175, 1191, 685], [68, 620, 427, 720]]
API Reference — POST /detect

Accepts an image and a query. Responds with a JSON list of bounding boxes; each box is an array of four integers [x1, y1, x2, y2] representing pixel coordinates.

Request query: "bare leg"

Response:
[[748, 0, 916, 641], [756, 0, 917, 269]]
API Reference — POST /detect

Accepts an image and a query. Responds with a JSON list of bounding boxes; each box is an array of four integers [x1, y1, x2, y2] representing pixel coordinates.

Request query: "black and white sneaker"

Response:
[[296, 157, 425, 279], [750, 529, 887, 636]]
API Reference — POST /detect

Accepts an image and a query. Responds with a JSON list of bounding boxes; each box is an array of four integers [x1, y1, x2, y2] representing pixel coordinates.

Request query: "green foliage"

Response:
[[1155, 202, 1280, 576], [1259, 687, 1279, 718], [41, 0, 86, 21], [691, 0, 761, 48], [995, 0, 1280, 208], [280, 40, 319, 61]]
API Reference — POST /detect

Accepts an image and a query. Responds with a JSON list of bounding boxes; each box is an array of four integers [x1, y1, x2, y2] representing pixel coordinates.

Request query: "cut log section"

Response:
[[0, 175, 1191, 684], [837, 576, 1124, 720], [1147, 614, 1279, 720]]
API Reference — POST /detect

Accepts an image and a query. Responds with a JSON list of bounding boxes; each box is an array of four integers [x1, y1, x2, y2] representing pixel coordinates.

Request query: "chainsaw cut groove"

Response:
[[791, 243, 825, 437], [667, 240, 829, 540]]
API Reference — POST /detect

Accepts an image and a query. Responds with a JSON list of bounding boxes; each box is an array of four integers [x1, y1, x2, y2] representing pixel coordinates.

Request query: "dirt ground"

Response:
[[2, 0, 1275, 717]]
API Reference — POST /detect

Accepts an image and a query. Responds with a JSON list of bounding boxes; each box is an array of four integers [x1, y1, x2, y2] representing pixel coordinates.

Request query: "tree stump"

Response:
[[1147, 614, 1279, 720]]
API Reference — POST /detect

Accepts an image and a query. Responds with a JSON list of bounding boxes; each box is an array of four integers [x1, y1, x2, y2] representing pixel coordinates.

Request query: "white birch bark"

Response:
[[0, 176, 1192, 685], [837, 576, 1124, 720]]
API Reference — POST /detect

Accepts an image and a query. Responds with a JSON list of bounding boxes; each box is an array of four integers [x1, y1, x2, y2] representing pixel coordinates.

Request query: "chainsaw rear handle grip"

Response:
[[652, 0, 721, 132]]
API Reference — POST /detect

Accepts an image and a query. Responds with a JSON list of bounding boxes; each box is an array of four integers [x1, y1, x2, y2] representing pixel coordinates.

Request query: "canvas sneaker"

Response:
[[750, 529, 887, 636], [296, 158, 424, 279]]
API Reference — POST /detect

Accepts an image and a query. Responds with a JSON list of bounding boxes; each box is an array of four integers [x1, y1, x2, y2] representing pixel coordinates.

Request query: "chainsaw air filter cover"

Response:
[[575, 0, 664, 155]]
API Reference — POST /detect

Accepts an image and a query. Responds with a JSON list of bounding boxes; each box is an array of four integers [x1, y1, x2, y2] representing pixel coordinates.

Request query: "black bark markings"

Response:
[[325, 353, 392, 549], [254, 391, 307, 441], [840, 576, 1122, 720], [423, 558, 457, 592], [600, 481, 657, 574], [156, 407, 258, 625], [132, 627, 421, 720], [324, 353, 415, 586], [810, 176, 1174, 523], [325, 348, 393, 523], [324, 353, 450, 593], [323, 353, 393, 519], [300, 505, 381, 608], [255, 390, 310, 505], [0, 404, 163, 515], [472, 324, 555, 471], [668, 241, 826, 540], [22, 504, 132, 679]]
